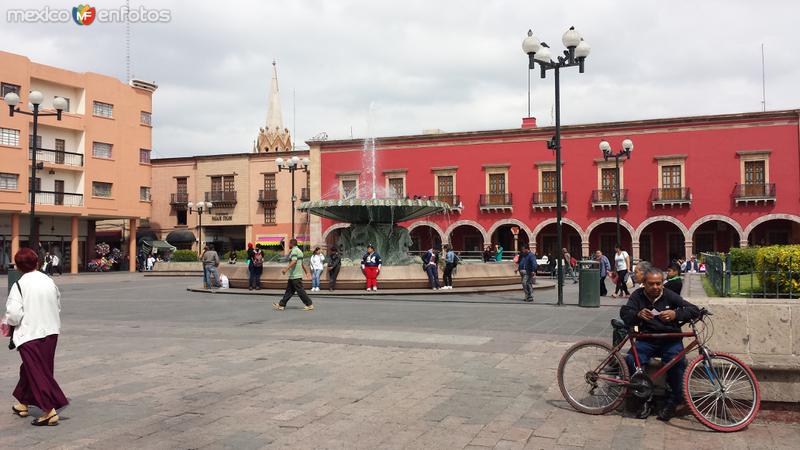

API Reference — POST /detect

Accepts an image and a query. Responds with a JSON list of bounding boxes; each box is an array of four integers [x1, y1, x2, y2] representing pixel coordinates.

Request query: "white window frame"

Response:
[[92, 141, 113, 159], [140, 111, 152, 126], [139, 186, 151, 202], [92, 181, 113, 198], [92, 101, 114, 118], [0, 173, 19, 190], [0, 127, 20, 147]]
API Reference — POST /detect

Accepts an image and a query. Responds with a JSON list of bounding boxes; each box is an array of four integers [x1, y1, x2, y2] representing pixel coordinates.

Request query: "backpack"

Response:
[[452, 253, 459, 267], [253, 252, 264, 268]]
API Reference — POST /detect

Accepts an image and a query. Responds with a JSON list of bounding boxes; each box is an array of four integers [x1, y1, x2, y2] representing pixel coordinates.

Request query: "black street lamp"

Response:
[[276, 156, 310, 241], [4, 90, 68, 249], [600, 138, 634, 248], [187, 201, 212, 256], [523, 26, 591, 306]]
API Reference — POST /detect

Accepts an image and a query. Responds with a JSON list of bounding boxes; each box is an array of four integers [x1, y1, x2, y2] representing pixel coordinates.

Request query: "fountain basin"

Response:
[[298, 198, 451, 223]]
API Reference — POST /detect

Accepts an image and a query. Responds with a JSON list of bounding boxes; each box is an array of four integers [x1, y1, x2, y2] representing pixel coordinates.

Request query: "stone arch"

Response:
[[688, 215, 745, 242], [634, 215, 690, 241], [444, 220, 490, 245], [406, 220, 446, 243], [743, 213, 800, 240], [530, 217, 586, 242], [585, 217, 636, 243], [486, 219, 533, 242], [321, 223, 351, 243]]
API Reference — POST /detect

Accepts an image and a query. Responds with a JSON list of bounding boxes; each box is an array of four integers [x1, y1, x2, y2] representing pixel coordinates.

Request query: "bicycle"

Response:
[[556, 308, 761, 432]]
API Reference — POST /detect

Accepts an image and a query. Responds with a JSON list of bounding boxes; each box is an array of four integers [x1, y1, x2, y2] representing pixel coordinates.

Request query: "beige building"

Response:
[[0, 50, 156, 272]]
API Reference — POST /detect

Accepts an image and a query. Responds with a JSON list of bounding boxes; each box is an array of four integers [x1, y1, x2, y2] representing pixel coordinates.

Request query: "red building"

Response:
[[308, 110, 800, 268]]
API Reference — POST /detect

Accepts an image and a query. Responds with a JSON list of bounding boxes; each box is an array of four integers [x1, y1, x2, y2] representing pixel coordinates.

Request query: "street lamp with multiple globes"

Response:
[[4, 91, 68, 249], [187, 201, 212, 256], [599, 138, 634, 248], [276, 156, 310, 241], [522, 26, 591, 306]]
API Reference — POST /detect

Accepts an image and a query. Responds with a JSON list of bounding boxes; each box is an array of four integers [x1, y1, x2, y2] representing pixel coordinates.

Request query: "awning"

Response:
[[166, 230, 196, 244], [142, 240, 176, 253], [136, 229, 158, 243], [256, 234, 285, 247], [296, 235, 310, 245]]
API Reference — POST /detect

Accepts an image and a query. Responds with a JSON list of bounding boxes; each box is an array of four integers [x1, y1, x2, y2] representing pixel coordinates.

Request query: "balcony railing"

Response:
[[33, 190, 83, 206], [170, 193, 189, 206], [734, 183, 776, 204], [651, 187, 691, 208], [258, 189, 278, 204], [480, 193, 513, 211], [29, 147, 84, 167], [300, 187, 310, 202], [531, 191, 567, 209], [205, 190, 237, 205], [431, 194, 462, 209], [591, 189, 629, 209]]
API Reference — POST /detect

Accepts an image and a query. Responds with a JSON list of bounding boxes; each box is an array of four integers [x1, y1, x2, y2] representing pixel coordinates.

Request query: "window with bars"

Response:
[[140, 186, 151, 201], [92, 182, 113, 197], [661, 165, 681, 188], [341, 179, 357, 198], [488, 173, 506, 194], [744, 160, 766, 184], [0, 173, 18, 190], [140, 111, 152, 126], [92, 101, 113, 118], [601, 168, 618, 191], [437, 175, 453, 195], [28, 134, 42, 149], [388, 177, 404, 198], [211, 175, 235, 192], [92, 142, 113, 159], [176, 177, 187, 194], [0, 128, 20, 147], [1, 82, 20, 97], [139, 149, 151, 164], [264, 207, 277, 225], [264, 173, 276, 190]]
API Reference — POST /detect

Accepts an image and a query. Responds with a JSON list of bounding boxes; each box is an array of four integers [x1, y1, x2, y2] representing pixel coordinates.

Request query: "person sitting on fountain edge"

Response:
[[361, 244, 382, 291]]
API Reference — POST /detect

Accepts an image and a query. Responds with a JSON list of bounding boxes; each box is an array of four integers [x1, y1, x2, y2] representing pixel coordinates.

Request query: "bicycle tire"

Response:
[[557, 339, 629, 415], [683, 352, 761, 432]]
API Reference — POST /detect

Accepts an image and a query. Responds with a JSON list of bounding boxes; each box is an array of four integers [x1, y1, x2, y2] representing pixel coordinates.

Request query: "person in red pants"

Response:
[[361, 244, 382, 291]]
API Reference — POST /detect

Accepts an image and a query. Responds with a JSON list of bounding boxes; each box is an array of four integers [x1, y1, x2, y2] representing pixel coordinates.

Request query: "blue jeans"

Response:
[[204, 265, 219, 288], [311, 269, 322, 289], [626, 339, 686, 405], [425, 264, 440, 288]]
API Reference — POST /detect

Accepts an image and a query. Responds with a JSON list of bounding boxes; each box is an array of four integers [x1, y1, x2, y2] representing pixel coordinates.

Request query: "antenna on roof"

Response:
[[293, 88, 296, 151], [125, 0, 132, 82], [761, 43, 766, 112]]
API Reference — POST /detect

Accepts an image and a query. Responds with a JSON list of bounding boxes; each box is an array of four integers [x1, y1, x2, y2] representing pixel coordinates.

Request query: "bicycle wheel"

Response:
[[557, 339, 629, 414], [684, 352, 761, 432]]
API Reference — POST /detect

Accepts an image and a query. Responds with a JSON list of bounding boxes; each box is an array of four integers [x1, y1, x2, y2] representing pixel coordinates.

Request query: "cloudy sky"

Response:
[[2, 1, 798, 157]]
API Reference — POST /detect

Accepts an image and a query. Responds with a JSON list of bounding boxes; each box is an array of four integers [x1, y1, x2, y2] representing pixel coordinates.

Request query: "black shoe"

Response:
[[636, 401, 652, 420], [657, 403, 676, 422]]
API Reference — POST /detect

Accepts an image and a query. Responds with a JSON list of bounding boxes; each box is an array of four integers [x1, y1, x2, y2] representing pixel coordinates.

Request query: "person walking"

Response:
[[562, 248, 578, 284], [514, 244, 538, 302], [423, 247, 441, 290], [249, 246, 264, 291], [201, 244, 220, 289], [595, 250, 612, 296], [4, 248, 69, 426], [273, 239, 314, 311], [146, 254, 156, 272], [309, 247, 325, 291], [442, 245, 457, 289], [49, 252, 61, 276], [327, 247, 341, 291], [361, 244, 382, 291], [612, 244, 631, 298]]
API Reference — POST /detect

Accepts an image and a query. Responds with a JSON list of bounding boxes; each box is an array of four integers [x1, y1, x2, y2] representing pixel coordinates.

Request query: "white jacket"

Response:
[[310, 254, 325, 271], [5, 271, 61, 348]]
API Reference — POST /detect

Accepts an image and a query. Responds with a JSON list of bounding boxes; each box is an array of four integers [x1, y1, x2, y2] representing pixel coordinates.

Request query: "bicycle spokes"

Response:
[[558, 341, 628, 414], [686, 354, 759, 431]]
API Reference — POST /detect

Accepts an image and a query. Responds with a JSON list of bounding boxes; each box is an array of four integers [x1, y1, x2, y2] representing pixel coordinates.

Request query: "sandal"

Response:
[[12, 404, 29, 418]]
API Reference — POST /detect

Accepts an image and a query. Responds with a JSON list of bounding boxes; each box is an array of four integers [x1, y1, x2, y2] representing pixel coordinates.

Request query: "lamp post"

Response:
[[276, 156, 310, 241], [599, 138, 634, 248], [4, 91, 68, 249], [187, 201, 212, 256], [523, 26, 591, 306]]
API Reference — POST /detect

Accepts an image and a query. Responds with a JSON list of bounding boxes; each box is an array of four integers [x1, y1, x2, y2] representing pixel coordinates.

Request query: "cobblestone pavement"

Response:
[[0, 274, 796, 449]]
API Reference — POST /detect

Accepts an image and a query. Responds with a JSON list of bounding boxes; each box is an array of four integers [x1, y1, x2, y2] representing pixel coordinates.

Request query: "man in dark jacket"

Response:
[[620, 266, 700, 421], [664, 263, 683, 295], [422, 247, 441, 290], [327, 247, 341, 291], [514, 245, 538, 302]]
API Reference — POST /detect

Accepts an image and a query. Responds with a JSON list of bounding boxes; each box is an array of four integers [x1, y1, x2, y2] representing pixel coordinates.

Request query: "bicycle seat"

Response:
[[610, 318, 627, 329]]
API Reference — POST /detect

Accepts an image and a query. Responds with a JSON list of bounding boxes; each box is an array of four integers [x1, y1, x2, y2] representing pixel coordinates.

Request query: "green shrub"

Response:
[[755, 245, 800, 293], [171, 249, 198, 262], [729, 247, 758, 272]]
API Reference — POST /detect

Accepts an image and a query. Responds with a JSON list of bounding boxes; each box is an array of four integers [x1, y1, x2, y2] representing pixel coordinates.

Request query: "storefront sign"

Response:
[[211, 214, 232, 221]]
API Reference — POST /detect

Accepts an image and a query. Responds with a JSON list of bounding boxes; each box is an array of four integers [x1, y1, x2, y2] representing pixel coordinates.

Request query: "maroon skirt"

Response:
[[13, 334, 69, 412]]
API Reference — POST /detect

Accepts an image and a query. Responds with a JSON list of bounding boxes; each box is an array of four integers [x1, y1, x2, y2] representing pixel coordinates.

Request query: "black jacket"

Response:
[[664, 277, 683, 295], [620, 287, 700, 334], [328, 253, 341, 270]]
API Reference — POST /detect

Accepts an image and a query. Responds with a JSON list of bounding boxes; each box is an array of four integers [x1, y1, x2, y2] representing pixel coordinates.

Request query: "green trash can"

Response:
[[7, 265, 21, 293], [578, 260, 600, 308]]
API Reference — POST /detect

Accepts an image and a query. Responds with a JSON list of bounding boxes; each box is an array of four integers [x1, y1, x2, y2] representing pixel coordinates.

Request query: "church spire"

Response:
[[256, 60, 292, 152]]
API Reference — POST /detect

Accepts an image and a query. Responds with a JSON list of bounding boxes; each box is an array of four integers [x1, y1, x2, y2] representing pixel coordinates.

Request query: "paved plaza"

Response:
[[0, 273, 797, 449]]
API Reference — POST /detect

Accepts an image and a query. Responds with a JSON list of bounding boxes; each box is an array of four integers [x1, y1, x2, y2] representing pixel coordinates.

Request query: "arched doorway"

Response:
[[535, 222, 582, 259], [409, 225, 443, 251], [490, 224, 530, 253], [588, 222, 633, 262], [448, 224, 485, 253], [637, 221, 687, 267], [324, 226, 349, 251], [747, 219, 800, 246], [692, 220, 740, 254]]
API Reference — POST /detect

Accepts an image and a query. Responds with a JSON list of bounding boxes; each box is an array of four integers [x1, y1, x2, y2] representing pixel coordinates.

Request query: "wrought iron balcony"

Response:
[[300, 187, 311, 202], [205, 190, 237, 206], [431, 194, 462, 210], [651, 188, 691, 208], [33, 190, 83, 206], [170, 193, 189, 209], [480, 193, 513, 212], [29, 147, 84, 167], [734, 183, 776, 205], [258, 189, 278, 205], [531, 192, 567, 210], [591, 189, 629, 210]]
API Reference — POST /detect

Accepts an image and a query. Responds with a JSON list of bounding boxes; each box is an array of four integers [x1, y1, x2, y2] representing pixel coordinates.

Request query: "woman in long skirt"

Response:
[[5, 248, 68, 426]]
